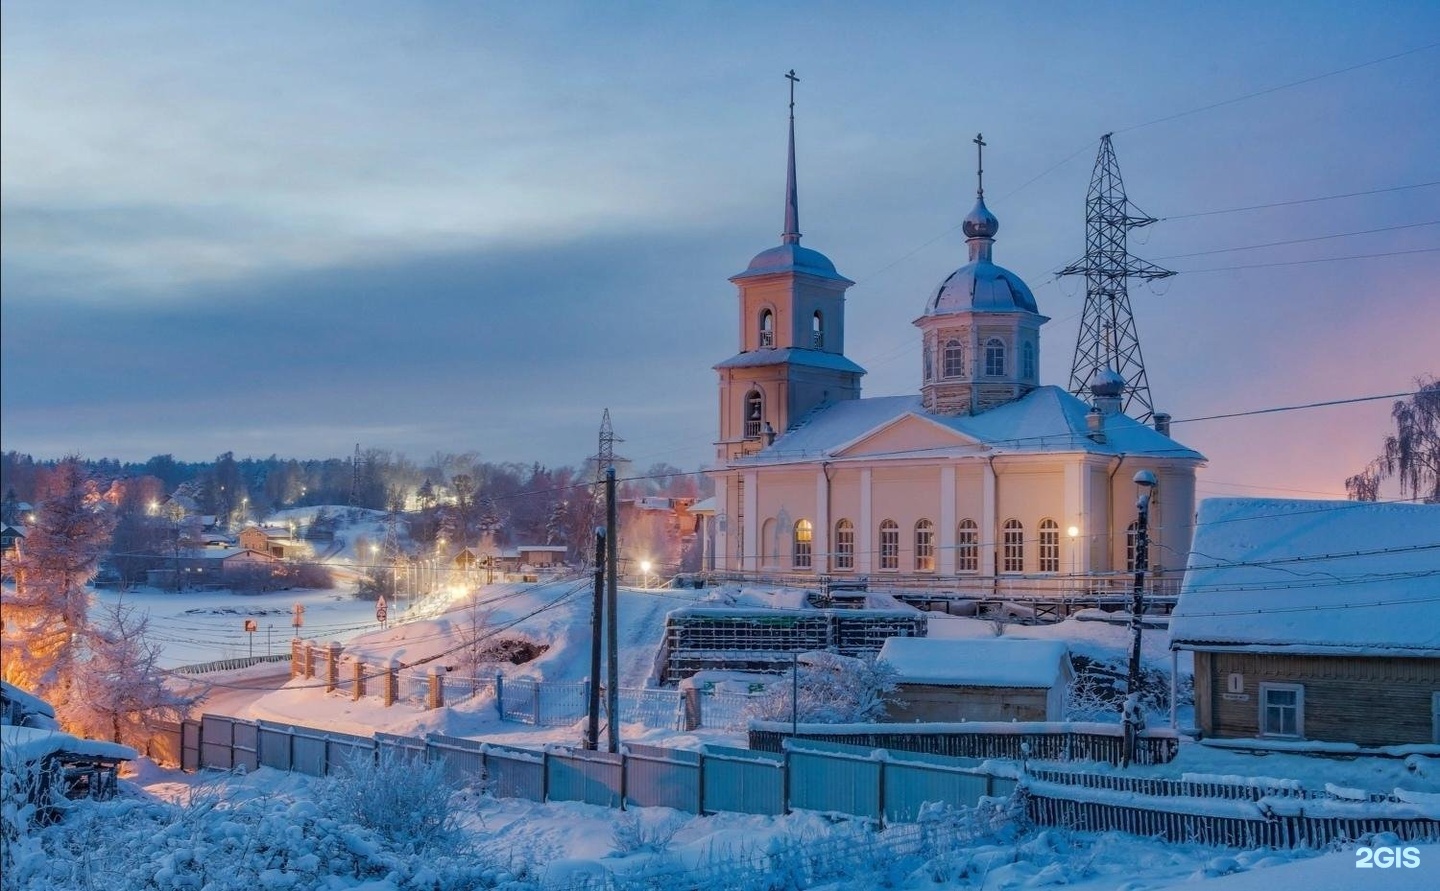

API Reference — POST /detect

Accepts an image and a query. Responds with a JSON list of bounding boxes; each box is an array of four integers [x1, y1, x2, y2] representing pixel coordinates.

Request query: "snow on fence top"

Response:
[[878, 637, 1071, 687], [1170, 498, 1440, 654]]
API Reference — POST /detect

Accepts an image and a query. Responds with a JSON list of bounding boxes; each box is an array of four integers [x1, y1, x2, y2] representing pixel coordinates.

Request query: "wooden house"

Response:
[[877, 637, 1073, 722], [1170, 498, 1440, 748]]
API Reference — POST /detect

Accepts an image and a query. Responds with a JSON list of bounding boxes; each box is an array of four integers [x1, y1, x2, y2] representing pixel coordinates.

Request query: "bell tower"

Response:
[[715, 71, 864, 462]]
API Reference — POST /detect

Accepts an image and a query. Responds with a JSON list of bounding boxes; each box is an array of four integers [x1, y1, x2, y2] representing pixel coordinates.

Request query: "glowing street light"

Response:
[[1067, 525, 1080, 582], [639, 559, 652, 589]]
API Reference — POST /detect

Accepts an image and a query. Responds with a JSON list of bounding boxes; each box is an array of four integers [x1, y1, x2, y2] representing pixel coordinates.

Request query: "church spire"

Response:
[[963, 133, 999, 259], [782, 69, 801, 245]]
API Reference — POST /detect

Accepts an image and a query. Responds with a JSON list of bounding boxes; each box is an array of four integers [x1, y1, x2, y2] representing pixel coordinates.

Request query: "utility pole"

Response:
[[586, 528, 605, 750], [605, 465, 620, 753], [1122, 470, 1157, 767]]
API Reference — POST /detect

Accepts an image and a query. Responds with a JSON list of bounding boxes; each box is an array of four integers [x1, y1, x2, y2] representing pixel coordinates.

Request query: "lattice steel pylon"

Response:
[[1058, 134, 1175, 422]]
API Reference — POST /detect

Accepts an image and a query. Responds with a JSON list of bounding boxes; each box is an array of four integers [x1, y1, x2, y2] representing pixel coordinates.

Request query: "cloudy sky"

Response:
[[3, 1, 1437, 500]]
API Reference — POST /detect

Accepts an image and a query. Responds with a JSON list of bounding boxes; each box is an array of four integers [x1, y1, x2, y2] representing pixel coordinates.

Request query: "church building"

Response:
[[710, 100, 1205, 597]]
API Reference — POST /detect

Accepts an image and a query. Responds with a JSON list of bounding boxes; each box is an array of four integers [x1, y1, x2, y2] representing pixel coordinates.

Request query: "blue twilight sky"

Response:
[[2, 1, 1437, 500]]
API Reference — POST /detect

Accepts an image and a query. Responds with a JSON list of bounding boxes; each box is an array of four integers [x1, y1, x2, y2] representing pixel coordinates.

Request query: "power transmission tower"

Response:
[[1058, 134, 1175, 422], [349, 443, 361, 507]]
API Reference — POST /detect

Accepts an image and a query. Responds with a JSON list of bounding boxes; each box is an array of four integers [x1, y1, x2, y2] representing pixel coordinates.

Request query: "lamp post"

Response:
[[640, 559, 652, 590], [1122, 470, 1157, 767], [1066, 525, 1079, 591]]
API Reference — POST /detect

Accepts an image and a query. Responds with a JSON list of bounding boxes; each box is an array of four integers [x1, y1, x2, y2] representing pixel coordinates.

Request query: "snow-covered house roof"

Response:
[[878, 637, 1072, 688], [1170, 498, 1440, 656], [1, 681, 59, 729], [1, 725, 137, 764], [736, 386, 1202, 466]]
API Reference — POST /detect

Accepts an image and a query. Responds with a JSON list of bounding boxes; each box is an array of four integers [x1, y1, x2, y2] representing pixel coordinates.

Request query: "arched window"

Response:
[[1002, 519, 1024, 573], [834, 519, 855, 571], [923, 342, 933, 381], [914, 520, 935, 572], [1038, 519, 1060, 573], [1126, 520, 1141, 573], [744, 390, 763, 439], [1022, 341, 1035, 379], [812, 311, 824, 349], [943, 339, 965, 378], [985, 338, 1006, 377], [760, 518, 777, 567], [957, 519, 979, 572], [879, 520, 900, 570], [793, 519, 813, 569], [759, 309, 775, 348]]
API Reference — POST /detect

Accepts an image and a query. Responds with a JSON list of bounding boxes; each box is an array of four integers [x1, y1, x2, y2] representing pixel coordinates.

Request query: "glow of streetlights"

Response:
[[639, 560, 652, 589], [1067, 525, 1079, 539]]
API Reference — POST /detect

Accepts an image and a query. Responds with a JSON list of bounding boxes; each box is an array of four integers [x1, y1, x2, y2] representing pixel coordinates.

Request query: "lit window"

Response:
[[1022, 341, 1035, 379], [879, 520, 899, 570], [744, 390, 763, 439], [957, 519, 978, 572], [943, 340, 965, 378], [834, 519, 855, 571], [1039, 519, 1059, 573], [759, 310, 774, 348], [914, 520, 935, 572], [1260, 684, 1304, 738], [1002, 519, 1024, 572], [793, 519, 813, 569], [985, 339, 1006, 377], [812, 312, 824, 349]]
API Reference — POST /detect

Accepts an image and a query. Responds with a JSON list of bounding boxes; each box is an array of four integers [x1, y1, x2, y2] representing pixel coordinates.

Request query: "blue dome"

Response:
[[926, 260, 1038, 315], [962, 196, 999, 239], [732, 243, 849, 282]]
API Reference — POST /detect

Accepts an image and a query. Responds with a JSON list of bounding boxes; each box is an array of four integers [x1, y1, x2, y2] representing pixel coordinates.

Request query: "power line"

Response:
[[1160, 181, 1440, 221], [1173, 247, 1439, 273], [1152, 220, 1440, 261], [1169, 391, 1419, 425]]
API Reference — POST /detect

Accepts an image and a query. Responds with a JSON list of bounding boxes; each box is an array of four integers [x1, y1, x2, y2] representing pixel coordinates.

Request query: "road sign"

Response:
[[292, 603, 305, 629], [376, 595, 388, 624], [243, 619, 258, 632]]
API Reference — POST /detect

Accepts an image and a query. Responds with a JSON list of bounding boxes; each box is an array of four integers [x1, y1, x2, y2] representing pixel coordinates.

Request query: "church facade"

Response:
[[710, 116, 1205, 596]]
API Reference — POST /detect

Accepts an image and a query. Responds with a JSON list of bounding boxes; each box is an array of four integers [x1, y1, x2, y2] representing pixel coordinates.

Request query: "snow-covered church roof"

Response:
[[737, 385, 1203, 465], [1170, 498, 1440, 655]]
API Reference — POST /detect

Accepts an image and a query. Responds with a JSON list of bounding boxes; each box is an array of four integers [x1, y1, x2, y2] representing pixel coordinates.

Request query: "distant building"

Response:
[[619, 496, 697, 578], [0, 523, 23, 558], [146, 547, 281, 590], [238, 524, 311, 560], [1170, 498, 1440, 747], [877, 637, 1073, 722]]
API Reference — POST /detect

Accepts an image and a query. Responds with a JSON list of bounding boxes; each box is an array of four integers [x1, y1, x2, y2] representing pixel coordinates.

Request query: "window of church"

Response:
[[834, 519, 855, 570], [943, 340, 965, 378], [879, 520, 899, 571], [812, 312, 824, 349], [1126, 520, 1140, 572], [759, 310, 775, 348], [1038, 519, 1060, 573], [1022, 341, 1035, 380], [793, 519, 813, 569], [761, 518, 777, 568], [914, 520, 935, 572], [923, 342, 932, 381], [985, 339, 1006, 377], [744, 391, 763, 439], [957, 519, 979, 572], [1002, 519, 1024, 572]]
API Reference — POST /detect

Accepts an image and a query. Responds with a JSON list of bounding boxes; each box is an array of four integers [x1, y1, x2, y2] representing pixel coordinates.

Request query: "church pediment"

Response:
[[832, 413, 984, 458]]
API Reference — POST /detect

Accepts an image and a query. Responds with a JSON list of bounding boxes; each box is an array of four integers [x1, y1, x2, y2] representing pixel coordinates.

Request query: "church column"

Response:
[[814, 469, 830, 574], [939, 464, 956, 575], [715, 476, 729, 572], [1064, 461, 1084, 576], [743, 470, 759, 573], [980, 461, 997, 576], [857, 467, 873, 574]]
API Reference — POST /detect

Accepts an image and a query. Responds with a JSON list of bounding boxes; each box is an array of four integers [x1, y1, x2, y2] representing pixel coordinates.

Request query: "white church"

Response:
[[708, 106, 1205, 597]]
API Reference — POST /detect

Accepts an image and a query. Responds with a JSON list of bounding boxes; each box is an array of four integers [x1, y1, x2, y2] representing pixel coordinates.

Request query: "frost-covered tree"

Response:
[[1347, 375, 1440, 503], [68, 601, 199, 745], [1, 459, 116, 705], [747, 652, 901, 724]]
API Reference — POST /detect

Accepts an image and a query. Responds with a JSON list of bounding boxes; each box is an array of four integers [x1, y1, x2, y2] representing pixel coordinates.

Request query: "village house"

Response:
[[237, 524, 311, 560], [1170, 498, 1440, 748], [877, 636, 1073, 722], [146, 546, 281, 590]]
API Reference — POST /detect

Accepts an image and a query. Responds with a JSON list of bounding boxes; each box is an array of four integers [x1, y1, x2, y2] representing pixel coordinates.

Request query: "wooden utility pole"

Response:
[[586, 528, 605, 750], [605, 465, 620, 753]]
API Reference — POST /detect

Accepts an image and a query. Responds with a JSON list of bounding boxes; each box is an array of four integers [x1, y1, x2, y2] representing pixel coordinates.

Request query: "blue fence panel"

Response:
[[483, 742, 546, 801], [426, 733, 485, 787], [199, 714, 234, 770], [257, 722, 294, 771], [291, 729, 327, 776], [787, 741, 881, 821], [701, 745, 785, 816], [547, 747, 622, 808], [624, 743, 700, 812]]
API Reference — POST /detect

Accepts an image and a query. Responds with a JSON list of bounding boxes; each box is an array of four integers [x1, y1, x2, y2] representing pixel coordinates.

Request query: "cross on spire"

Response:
[[974, 132, 986, 198], [782, 69, 802, 245]]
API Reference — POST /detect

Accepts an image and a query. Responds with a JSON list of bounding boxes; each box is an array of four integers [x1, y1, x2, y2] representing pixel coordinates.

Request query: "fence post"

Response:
[[495, 673, 504, 718], [683, 686, 701, 731], [303, 640, 317, 679], [325, 641, 342, 693], [290, 637, 304, 679], [353, 660, 365, 701], [383, 659, 398, 707], [427, 666, 445, 710]]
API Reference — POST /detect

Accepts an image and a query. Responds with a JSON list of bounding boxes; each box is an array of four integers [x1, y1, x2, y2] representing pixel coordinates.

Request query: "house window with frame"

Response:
[[744, 390, 763, 439], [812, 312, 824, 349], [1038, 519, 1060, 573], [793, 519, 813, 569], [943, 339, 965, 378], [1125, 520, 1140, 572], [957, 519, 979, 572], [914, 520, 935, 572], [1260, 683, 1304, 738], [759, 310, 775, 348], [834, 519, 855, 571], [985, 338, 1006, 376], [1022, 341, 1035, 379], [1002, 519, 1024, 572], [879, 520, 899, 570]]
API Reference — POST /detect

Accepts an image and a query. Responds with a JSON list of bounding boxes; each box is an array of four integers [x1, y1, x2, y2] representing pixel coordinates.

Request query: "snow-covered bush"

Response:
[[746, 652, 901, 724], [609, 810, 686, 856], [311, 746, 464, 855]]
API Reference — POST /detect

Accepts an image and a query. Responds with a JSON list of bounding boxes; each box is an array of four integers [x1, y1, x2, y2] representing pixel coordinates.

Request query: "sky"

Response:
[[2, 1, 1437, 501]]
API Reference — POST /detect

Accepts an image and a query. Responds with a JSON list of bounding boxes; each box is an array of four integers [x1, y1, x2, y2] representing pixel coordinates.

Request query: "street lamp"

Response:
[[1066, 525, 1079, 585], [1122, 470, 1157, 767], [639, 560, 652, 589]]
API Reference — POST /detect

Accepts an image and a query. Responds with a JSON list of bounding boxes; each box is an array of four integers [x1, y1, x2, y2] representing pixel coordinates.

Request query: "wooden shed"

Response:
[[1171, 498, 1440, 748], [878, 637, 1073, 723]]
